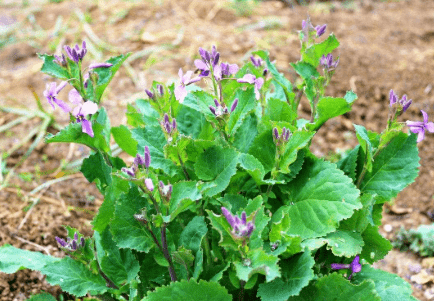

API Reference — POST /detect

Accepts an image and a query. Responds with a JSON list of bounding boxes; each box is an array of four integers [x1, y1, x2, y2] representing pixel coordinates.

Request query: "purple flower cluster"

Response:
[[174, 69, 201, 103], [389, 90, 412, 112], [209, 98, 238, 117], [273, 127, 291, 145], [407, 110, 434, 143], [331, 255, 362, 280], [162, 113, 177, 135], [320, 54, 339, 72], [44, 81, 70, 113], [221, 207, 255, 238], [122, 146, 151, 177], [55, 232, 85, 252], [158, 181, 173, 202], [250, 55, 268, 76], [195, 46, 238, 81], [145, 84, 164, 100], [301, 18, 327, 42], [69, 89, 98, 137], [64, 41, 87, 63]]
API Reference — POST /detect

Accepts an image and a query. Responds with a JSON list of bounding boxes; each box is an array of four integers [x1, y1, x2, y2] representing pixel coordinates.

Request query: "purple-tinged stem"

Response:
[[161, 225, 177, 282]]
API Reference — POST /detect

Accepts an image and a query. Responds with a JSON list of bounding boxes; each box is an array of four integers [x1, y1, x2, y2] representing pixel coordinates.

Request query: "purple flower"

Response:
[[221, 207, 255, 238], [230, 98, 238, 113], [122, 165, 136, 177], [213, 62, 239, 81], [158, 181, 173, 201], [55, 232, 84, 252], [237, 74, 264, 100], [145, 89, 155, 100], [174, 68, 201, 103], [157, 84, 164, 96], [406, 110, 434, 142], [145, 178, 154, 192], [162, 114, 177, 134], [209, 98, 232, 117], [70, 89, 98, 137], [144, 146, 151, 168], [44, 81, 71, 113], [54, 54, 67, 67], [320, 54, 339, 71], [88, 62, 113, 69], [389, 89, 398, 107], [250, 56, 263, 68], [273, 127, 291, 144], [315, 24, 327, 37], [331, 255, 362, 280], [195, 46, 223, 78], [390, 90, 412, 112], [64, 41, 87, 63]]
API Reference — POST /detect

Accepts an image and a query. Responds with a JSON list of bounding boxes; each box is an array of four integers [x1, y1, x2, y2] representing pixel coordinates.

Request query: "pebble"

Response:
[[383, 224, 393, 232]]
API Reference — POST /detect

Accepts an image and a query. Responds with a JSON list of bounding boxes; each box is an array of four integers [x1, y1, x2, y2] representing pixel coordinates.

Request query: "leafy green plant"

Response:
[[393, 224, 434, 257], [0, 18, 429, 300]]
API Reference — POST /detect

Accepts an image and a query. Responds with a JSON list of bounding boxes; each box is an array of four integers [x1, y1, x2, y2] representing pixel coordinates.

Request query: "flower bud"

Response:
[[230, 98, 238, 113], [145, 178, 154, 192]]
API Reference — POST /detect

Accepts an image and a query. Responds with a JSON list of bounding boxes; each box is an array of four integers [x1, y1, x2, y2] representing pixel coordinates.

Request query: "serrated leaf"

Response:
[[94, 227, 140, 286], [168, 181, 202, 220], [172, 246, 194, 268], [283, 157, 361, 239], [132, 126, 178, 176], [81, 151, 112, 191], [179, 216, 208, 254], [233, 113, 258, 153], [182, 90, 217, 120], [340, 193, 377, 233], [353, 265, 416, 301], [93, 53, 131, 101], [279, 130, 315, 174], [301, 34, 340, 67], [228, 87, 256, 135], [360, 133, 419, 201], [289, 273, 380, 301], [176, 105, 209, 139], [43, 256, 108, 297], [257, 250, 315, 301], [233, 248, 280, 282], [111, 125, 138, 156], [195, 146, 239, 197], [143, 279, 231, 301], [0, 245, 60, 274], [110, 187, 154, 252], [360, 225, 391, 264], [266, 98, 297, 124], [311, 91, 357, 130], [237, 153, 266, 184], [45, 119, 110, 152], [38, 53, 69, 79], [248, 128, 276, 173], [92, 177, 129, 232], [323, 230, 364, 257], [337, 145, 360, 182], [246, 196, 271, 250]]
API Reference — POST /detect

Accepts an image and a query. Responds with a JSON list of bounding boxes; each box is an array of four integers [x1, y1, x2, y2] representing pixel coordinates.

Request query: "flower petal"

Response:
[[81, 101, 98, 115], [421, 110, 429, 124], [425, 122, 434, 133], [81, 118, 94, 137], [88, 62, 113, 69], [54, 97, 71, 113], [417, 129, 425, 143], [174, 85, 188, 103], [194, 59, 208, 71], [69, 89, 83, 104], [55, 81, 68, 94], [237, 74, 256, 84]]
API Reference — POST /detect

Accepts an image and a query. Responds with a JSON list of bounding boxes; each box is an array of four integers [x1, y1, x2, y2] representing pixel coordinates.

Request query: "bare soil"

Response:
[[0, 0, 433, 300]]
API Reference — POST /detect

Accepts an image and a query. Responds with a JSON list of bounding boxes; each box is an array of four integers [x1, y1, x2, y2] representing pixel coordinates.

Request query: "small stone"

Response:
[[383, 224, 393, 232], [422, 257, 434, 269]]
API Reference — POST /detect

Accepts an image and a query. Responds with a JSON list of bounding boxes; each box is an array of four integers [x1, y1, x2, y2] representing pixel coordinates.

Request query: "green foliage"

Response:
[[393, 223, 434, 257]]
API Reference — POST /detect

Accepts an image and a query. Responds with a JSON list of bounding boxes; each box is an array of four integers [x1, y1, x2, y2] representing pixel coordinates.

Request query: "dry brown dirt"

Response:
[[0, 0, 434, 300]]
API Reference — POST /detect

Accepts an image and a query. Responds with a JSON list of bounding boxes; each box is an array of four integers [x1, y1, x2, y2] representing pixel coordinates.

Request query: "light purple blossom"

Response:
[[237, 74, 264, 100], [209, 98, 238, 117], [406, 110, 434, 142], [174, 69, 201, 103], [54, 54, 67, 67], [315, 24, 327, 37], [145, 178, 154, 192], [162, 113, 177, 134], [195, 46, 220, 76], [64, 41, 87, 63], [389, 89, 398, 107], [213, 62, 239, 81], [69, 89, 98, 137], [250, 56, 263, 68], [44, 81, 71, 113], [320, 54, 339, 71], [158, 181, 173, 201], [390, 90, 412, 112], [221, 207, 255, 238], [331, 255, 362, 280], [55, 232, 85, 251], [88, 62, 113, 69], [122, 165, 136, 177]]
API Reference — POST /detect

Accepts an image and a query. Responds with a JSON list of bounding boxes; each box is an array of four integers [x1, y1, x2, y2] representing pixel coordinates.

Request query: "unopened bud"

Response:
[[145, 178, 154, 192], [145, 89, 154, 99], [230, 98, 238, 113]]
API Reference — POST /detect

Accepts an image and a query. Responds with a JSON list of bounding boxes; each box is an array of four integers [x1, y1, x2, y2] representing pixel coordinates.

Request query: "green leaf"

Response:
[[132, 126, 178, 176], [110, 187, 154, 252], [257, 250, 315, 301], [45, 119, 110, 153], [339, 193, 377, 233], [353, 265, 416, 301], [195, 146, 239, 197], [81, 151, 112, 191], [266, 98, 297, 124], [93, 53, 131, 101], [92, 177, 129, 232], [360, 224, 392, 264], [311, 91, 357, 130], [245, 196, 271, 250], [233, 248, 280, 282], [43, 256, 108, 297], [301, 34, 340, 67], [337, 145, 360, 182], [233, 113, 258, 153], [94, 227, 140, 286], [38, 53, 69, 79], [169, 181, 202, 220], [176, 105, 209, 139], [289, 273, 380, 301], [228, 87, 256, 135], [143, 279, 232, 301], [291, 61, 320, 81], [360, 133, 419, 201], [248, 128, 276, 173], [0, 245, 60, 274], [182, 90, 217, 120], [354, 124, 374, 172], [179, 216, 208, 254], [283, 157, 361, 239], [237, 153, 266, 184], [111, 125, 138, 156], [27, 293, 57, 301], [324, 230, 364, 257], [279, 130, 315, 174], [206, 209, 241, 251]]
